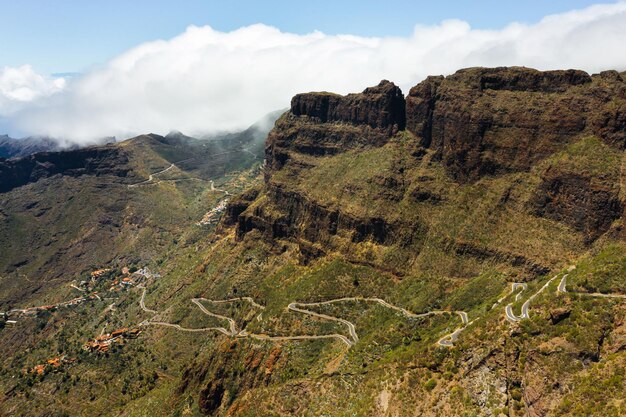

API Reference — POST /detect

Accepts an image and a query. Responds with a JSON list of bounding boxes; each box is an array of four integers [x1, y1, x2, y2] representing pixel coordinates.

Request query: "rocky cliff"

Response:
[[209, 68, 626, 416], [265, 80, 405, 177], [406, 67, 625, 182], [228, 67, 625, 273]]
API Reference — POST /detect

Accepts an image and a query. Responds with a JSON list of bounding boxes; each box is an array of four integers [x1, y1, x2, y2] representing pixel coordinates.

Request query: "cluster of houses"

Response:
[[91, 268, 112, 279], [75, 266, 160, 293], [27, 356, 76, 375], [108, 276, 138, 292], [75, 268, 114, 291], [83, 327, 141, 353], [197, 198, 230, 226]]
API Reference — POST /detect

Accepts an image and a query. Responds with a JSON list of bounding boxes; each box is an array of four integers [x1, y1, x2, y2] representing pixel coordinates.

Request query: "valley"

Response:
[[0, 67, 624, 417]]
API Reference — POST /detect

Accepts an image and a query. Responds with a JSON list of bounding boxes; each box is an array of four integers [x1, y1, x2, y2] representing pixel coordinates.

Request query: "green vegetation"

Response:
[[539, 135, 622, 179], [567, 243, 626, 293]]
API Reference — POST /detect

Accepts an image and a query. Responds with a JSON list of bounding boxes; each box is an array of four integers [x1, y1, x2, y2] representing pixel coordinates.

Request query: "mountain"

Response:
[[0, 114, 278, 313], [0, 68, 624, 417], [0, 135, 66, 159], [0, 135, 118, 159]]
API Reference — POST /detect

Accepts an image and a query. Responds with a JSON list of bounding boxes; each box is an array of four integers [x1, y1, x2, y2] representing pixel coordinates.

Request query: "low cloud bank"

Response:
[[2, 2, 626, 143]]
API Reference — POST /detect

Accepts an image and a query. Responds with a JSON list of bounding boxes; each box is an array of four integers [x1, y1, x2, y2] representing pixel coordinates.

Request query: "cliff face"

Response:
[[211, 69, 626, 415], [406, 67, 625, 181], [232, 80, 423, 271], [229, 67, 624, 261], [404, 67, 625, 241], [265, 80, 405, 177], [290, 80, 406, 131]]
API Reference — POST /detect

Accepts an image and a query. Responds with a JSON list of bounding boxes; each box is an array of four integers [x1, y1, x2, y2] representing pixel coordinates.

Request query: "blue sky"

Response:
[[0, 0, 611, 73]]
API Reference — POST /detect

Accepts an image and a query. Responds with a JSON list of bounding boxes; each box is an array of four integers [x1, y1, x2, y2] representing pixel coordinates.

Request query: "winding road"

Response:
[[138, 286, 158, 314], [141, 321, 234, 336], [136, 286, 471, 348], [209, 297, 266, 310], [557, 275, 626, 299], [288, 298, 470, 347], [131, 264, 626, 352], [505, 275, 560, 322], [128, 164, 176, 188], [210, 181, 231, 196], [191, 298, 237, 336], [135, 261, 626, 350], [504, 269, 626, 324]]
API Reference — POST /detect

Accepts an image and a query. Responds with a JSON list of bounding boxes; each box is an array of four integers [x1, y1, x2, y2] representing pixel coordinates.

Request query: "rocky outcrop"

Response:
[[253, 81, 413, 266], [179, 341, 284, 415], [265, 80, 405, 176], [265, 67, 624, 184], [0, 146, 131, 193], [290, 80, 406, 131], [443, 67, 592, 92], [222, 187, 261, 227], [406, 67, 625, 181], [549, 308, 571, 325]]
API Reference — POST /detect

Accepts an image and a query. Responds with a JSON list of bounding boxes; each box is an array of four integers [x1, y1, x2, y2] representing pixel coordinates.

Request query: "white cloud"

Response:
[[0, 65, 65, 114], [2, 2, 626, 143]]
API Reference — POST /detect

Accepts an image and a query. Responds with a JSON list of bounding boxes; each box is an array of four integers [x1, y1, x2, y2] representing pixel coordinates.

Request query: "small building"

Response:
[[47, 357, 61, 367], [111, 328, 129, 338], [127, 328, 142, 337], [32, 364, 46, 375]]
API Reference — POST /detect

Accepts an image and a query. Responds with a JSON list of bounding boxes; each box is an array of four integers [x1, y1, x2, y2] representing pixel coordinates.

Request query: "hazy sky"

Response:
[[1, 1, 625, 143]]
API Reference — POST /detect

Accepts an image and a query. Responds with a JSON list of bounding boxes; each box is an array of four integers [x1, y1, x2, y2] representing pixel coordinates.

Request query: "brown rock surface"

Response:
[[290, 80, 406, 131], [529, 170, 622, 242], [265, 80, 405, 176], [406, 67, 625, 182]]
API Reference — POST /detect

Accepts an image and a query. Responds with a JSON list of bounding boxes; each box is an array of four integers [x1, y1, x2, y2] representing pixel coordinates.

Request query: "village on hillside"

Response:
[[0, 266, 160, 328]]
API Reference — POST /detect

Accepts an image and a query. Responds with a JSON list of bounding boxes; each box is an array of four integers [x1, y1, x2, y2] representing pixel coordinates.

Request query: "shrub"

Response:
[[424, 378, 437, 391]]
